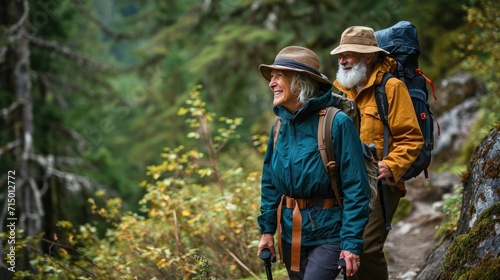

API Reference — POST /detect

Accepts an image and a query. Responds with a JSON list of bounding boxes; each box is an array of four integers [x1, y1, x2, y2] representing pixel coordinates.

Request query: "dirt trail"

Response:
[[385, 200, 443, 279]]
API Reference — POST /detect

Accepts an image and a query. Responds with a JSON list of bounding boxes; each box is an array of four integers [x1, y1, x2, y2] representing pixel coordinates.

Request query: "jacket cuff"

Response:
[[257, 214, 276, 235], [340, 239, 363, 255], [385, 160, 403, 183]]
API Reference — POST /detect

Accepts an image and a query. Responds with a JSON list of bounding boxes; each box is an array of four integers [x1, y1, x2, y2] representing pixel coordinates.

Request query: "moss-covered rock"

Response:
[[417, 126, 500, 280], [440, 203, 500, 279]]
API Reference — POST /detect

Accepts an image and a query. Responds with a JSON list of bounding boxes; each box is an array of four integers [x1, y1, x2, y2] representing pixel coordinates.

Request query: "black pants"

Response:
[[282, 241, 342, 280]]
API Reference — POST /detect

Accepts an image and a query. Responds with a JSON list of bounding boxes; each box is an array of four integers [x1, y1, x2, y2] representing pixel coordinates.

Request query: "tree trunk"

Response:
[[1, 0, 43, 273]]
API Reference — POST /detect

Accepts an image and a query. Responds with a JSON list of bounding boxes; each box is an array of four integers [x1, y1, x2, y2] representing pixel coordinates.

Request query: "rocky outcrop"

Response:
[[416, 125, 500, 280], [431, 72, 486, 166], [431, 72, 486, 116]]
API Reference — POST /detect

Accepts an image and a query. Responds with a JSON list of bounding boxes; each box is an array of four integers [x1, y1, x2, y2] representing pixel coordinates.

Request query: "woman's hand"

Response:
[[257, 233, 276, 257], [338, 250, 360, 277]]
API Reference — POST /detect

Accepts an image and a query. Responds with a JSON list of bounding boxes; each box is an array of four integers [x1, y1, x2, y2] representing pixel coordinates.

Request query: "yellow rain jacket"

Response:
[[333, 57, 424, 191]]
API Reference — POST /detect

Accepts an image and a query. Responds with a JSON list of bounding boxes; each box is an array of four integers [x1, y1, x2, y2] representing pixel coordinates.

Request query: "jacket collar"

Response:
[[273, 89, 334, 121]]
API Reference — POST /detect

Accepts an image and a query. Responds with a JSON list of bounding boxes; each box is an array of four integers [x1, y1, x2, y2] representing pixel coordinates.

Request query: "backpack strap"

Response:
[[375, 72, 397, 167], [374, 73, 395, 231], [375, 73, 392, 134], [318, 107, 343, 209]]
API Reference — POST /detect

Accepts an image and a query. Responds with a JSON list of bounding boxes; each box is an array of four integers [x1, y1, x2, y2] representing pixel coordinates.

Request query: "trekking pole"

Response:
[[369, 144, 392, 231], [337, 259, 348, 280], [258, 248, 275, 280]]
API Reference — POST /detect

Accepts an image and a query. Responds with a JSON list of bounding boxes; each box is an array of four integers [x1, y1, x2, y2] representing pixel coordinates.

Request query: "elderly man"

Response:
[[330, 26, 424, 280]]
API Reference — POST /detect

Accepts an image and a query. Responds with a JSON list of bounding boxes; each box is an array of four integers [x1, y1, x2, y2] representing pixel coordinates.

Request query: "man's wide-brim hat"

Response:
[[259, 46, 331, 86], [330, 26, 390, 55]]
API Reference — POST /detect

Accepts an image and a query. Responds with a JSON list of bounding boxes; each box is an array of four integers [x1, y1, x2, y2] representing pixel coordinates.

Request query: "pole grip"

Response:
[[259, 248, 274, 280]]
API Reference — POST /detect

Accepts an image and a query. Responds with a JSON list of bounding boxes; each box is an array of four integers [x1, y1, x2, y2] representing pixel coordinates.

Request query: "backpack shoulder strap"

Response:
[[318, 107, 343, 209], [374, 73, 396, 199], [375, 72, 393, 159], [272, 117, 282, 150], [374, 72, 392, 127]]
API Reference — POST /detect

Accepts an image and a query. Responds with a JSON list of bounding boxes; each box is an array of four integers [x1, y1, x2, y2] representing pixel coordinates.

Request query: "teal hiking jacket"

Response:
[[257, 90, 371, 254]]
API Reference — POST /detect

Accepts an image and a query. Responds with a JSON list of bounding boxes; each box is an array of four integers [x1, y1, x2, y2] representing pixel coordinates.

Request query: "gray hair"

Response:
[[290, 72, 321, 104]]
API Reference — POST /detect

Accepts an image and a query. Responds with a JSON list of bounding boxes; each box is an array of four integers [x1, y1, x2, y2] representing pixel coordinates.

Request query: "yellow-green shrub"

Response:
[[16, 86, 264, 279]]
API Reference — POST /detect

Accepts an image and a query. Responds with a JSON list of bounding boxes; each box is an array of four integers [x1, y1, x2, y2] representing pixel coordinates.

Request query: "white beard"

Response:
[[336, 61, 368, 90]]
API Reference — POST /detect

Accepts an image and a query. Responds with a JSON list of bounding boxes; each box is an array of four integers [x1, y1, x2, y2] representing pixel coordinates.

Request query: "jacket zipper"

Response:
[[289, 121, 295, 196]]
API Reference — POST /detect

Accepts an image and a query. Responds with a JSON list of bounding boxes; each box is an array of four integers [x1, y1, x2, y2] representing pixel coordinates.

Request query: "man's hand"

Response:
[[377, 160, 395, 184], [338, 250, 360, 277]]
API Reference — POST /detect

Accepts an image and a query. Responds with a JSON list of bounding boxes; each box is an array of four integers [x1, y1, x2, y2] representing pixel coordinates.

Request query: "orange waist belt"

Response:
[[277, 195, 338, 272]]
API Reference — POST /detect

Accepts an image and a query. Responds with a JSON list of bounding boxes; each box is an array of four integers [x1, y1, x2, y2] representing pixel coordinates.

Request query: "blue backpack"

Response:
[[374, 21, 438, 180]]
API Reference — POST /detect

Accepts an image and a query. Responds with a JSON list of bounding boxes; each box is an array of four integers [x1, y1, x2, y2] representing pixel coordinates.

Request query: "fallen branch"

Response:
[[223, 248, 260, 280]]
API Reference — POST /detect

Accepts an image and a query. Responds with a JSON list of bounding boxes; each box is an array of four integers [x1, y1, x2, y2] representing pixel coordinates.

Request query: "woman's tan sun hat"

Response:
[[330, 26, 390, 55], [259, 46, 331, 86]]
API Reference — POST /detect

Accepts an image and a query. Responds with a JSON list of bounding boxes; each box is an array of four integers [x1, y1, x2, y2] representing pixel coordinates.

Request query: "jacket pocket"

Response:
[[361, 106, 384, 144]]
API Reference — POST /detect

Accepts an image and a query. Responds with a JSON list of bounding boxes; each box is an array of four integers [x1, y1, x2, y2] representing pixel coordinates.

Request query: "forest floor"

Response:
[[384, 199, 443, 280], [383, 172, 460, 280]]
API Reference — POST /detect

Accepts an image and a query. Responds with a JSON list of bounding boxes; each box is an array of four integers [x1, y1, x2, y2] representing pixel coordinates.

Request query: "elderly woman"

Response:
[[256, 46, 370, 279]]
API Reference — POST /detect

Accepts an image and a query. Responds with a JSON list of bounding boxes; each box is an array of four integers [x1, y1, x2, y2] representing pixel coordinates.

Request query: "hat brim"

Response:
[[258, 64, 332, 86], [330, 44, 390, 55]]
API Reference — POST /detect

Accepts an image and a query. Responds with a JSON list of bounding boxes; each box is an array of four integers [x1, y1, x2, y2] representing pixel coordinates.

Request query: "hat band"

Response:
[[273, 59, 321, 76]]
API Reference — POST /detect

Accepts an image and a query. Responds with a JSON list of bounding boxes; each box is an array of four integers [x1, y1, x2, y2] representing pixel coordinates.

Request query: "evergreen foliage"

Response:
[[455, 0, 499, 130]]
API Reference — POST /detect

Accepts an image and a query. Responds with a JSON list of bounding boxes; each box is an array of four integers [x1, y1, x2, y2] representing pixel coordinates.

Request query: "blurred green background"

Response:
[[1, 0, 498, 278]]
